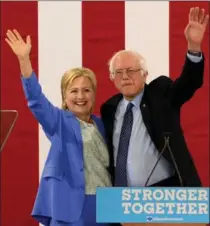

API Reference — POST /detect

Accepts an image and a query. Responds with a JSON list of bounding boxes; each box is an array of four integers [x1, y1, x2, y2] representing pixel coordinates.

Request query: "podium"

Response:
[[0, 110, 18, 152]]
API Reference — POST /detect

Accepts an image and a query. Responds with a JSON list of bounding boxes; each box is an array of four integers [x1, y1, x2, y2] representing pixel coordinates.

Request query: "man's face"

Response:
[[112, 53, 147, 100]]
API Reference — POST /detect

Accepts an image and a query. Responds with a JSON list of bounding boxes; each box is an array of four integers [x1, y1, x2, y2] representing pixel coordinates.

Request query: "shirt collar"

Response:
[[122, 89, 144, 110]]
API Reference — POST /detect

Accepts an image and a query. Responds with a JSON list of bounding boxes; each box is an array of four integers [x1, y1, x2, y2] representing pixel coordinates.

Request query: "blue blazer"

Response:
[[21, 72, 107, 225]]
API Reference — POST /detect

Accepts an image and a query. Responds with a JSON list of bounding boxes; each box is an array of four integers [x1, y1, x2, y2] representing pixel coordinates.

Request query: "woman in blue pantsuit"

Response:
[[5, 29, 112, 226]]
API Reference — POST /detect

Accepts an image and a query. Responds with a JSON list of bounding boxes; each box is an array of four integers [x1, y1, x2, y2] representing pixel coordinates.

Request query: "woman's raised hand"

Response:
[[5, 29, 31, 60], [5, 29, 33, 77]]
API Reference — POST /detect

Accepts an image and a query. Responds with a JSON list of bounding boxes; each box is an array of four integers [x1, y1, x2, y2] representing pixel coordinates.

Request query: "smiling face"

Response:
[[61, 68, 96, 122], [111, 52, 147, 100]]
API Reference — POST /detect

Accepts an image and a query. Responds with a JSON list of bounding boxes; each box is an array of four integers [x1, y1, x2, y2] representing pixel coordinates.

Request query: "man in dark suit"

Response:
[[101, 7, 209, 187]]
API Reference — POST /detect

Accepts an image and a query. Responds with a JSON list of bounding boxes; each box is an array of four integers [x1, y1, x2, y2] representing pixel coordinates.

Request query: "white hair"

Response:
[[108, 49, 148, 80]]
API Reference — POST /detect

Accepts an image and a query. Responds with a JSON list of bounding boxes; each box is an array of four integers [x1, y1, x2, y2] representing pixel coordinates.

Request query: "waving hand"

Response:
[[185, 7, 209, 52], [5, 29, 33, 77]]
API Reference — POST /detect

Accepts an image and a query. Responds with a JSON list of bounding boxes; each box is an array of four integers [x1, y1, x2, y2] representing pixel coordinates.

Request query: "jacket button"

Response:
[[80, 168, 84, 172]]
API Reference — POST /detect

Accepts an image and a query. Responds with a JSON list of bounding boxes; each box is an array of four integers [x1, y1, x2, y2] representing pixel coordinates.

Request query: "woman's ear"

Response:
[[62, 95, 68, 110]]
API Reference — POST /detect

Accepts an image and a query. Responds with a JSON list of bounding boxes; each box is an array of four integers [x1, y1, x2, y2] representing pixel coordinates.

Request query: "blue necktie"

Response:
[[115, 102, 134, 186]]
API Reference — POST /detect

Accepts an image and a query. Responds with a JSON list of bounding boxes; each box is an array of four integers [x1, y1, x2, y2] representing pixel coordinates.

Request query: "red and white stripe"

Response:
[[1, 1, 209, 226]]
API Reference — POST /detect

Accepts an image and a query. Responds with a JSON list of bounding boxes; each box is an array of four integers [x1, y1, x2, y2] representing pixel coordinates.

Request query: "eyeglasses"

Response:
[[112, 68, 143, 78]]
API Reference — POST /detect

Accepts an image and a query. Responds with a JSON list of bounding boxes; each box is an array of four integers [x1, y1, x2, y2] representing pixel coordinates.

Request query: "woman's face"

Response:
[[65, 76, 95, 121]]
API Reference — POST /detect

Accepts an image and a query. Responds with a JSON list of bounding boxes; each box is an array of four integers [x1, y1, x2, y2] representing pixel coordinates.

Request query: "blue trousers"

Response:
[[50, 195, 111, 226]]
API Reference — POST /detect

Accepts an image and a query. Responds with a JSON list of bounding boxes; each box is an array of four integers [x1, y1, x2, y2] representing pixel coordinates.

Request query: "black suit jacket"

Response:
[[100, 55, 205, 187]]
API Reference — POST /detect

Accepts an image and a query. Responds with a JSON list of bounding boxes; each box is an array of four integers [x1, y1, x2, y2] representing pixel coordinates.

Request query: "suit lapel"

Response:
[[72, 118, 83, 151], [91, 115, 105, 140], [140, 85, 154, 141], [105, 94, 123, 145], [106, 90, 154, 143], [64, 111, 83, 155], [101, 94, 122, 181]]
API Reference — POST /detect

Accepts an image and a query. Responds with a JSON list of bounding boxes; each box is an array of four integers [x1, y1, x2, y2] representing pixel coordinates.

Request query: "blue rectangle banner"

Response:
[[96, 187, 209, 224]]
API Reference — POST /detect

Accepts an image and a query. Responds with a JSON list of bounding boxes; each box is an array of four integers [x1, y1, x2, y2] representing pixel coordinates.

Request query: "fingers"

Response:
[[6, 30, 18, 43], [189, 8, 194, 22], [6, 29, 25, 43], [189, 7, 199, 22], [13, 29, 24, 42], [189, 7, 209, 26], [26, 35, 31, 45], [5, 38, 13, 48], [199, 9, 205, 23], [194, 7, 199, 21], [203, 14, 209, 28]]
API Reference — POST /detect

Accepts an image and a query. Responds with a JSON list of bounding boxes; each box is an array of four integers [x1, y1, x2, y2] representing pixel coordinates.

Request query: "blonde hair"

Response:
[[61, 67, 97, 110], [108, 50, 148, 79]]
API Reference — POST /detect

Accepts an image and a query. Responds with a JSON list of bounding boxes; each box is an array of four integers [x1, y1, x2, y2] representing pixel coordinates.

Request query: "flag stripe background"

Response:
[[125, 2, 169, 82], [169, 2, 209, 186], [1, 2, 39, 226], [1, 2, 209, 226], [82, 1, 125, 115], [38, 1, 82, 179]]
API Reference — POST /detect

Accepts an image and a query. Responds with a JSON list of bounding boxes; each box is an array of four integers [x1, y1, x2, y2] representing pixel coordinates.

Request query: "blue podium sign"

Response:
[[96, 187, 209, 224]]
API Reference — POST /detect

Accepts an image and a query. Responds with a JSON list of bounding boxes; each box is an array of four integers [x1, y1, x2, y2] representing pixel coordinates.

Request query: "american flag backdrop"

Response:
[[0, 1, 209, 226]]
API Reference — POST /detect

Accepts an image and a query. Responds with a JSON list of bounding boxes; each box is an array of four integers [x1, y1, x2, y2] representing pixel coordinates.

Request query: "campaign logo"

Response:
[[146, 216, 153, 222]]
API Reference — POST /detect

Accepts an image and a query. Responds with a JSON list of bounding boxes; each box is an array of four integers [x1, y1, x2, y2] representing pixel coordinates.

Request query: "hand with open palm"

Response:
[[5, 29, 32, 60], [185, 7, 209, 52], [5, 29, 33, 77]]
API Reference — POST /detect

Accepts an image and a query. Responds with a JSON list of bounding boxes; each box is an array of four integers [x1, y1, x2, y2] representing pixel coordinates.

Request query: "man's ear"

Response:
[[143, 71, 148, 80], [110, 73, 114, 81]]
